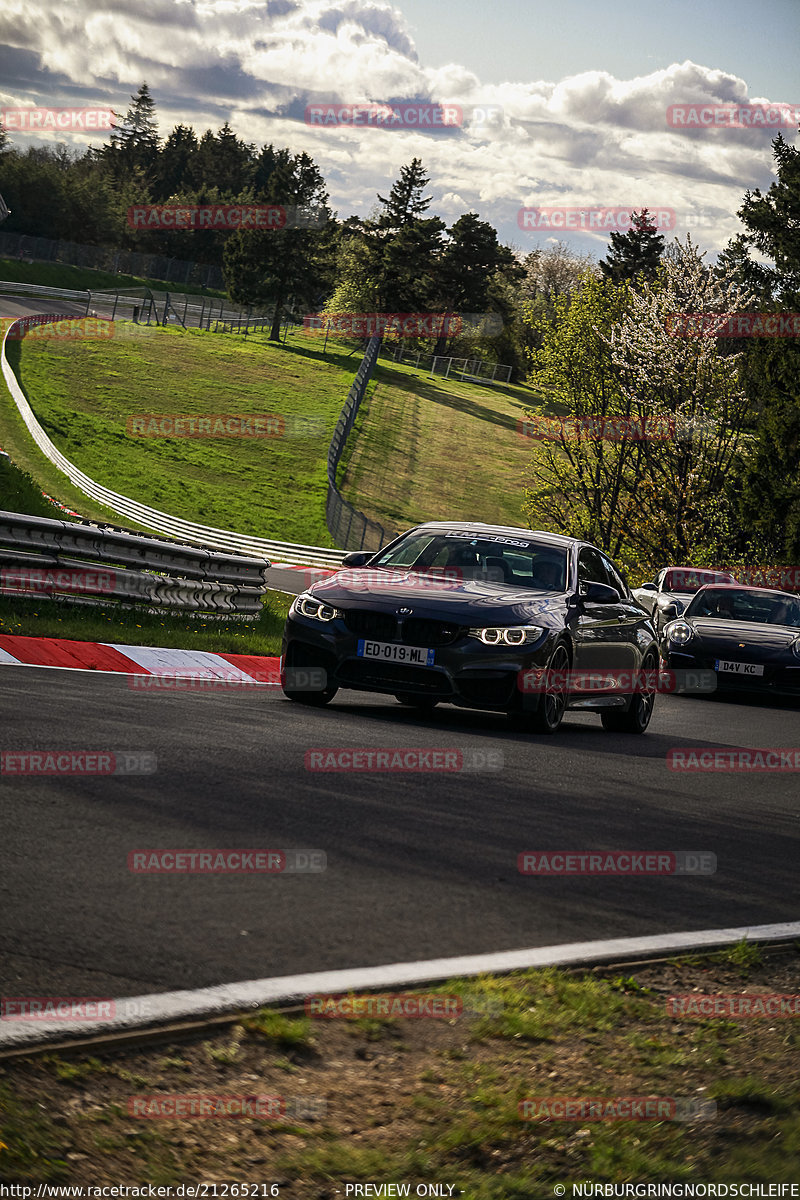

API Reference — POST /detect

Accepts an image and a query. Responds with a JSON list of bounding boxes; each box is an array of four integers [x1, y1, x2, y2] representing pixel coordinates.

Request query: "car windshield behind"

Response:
[[685, 588, 800, 627], [663, 568, 736, 593], [370, 531, 568, 591]]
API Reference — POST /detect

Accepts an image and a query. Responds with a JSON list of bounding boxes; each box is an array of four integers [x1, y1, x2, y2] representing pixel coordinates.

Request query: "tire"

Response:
[[528, 642, 571, 734], [395, 693, 440, 710], [283, 685, 338, 707], [600, 651, 657, 734]]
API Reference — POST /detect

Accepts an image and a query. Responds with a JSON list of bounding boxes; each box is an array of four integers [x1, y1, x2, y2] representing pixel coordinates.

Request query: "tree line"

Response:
[[0, 84, 797, 565]]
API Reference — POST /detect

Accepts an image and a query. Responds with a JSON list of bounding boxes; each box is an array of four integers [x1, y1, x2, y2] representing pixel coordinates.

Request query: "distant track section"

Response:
[[1, 313, 346, 569]]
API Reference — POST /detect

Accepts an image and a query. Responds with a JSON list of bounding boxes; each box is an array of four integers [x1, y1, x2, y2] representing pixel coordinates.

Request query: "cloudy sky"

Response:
[[1, 0, 798, 258]]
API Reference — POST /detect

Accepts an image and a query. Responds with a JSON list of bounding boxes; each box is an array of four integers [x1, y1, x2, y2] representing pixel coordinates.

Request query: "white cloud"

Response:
[[0, 0, 794, 253]]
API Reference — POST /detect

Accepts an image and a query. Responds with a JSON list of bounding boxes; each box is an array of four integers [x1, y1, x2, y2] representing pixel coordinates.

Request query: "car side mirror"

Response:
[[662, 601, 681, 619], [581, 582, 620, 604], [639, 582, 657, 592], [341, 551, 372, 568]]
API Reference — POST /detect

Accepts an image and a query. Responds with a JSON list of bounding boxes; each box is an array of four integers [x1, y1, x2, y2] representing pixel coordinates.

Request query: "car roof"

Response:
[[409, 521, 582, 550], [660, 565, 735, 574]]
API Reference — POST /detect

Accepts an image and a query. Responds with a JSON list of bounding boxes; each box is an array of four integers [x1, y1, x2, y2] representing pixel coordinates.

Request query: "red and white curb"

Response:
[[0, 633, 279, 682], [1, 921, 798, 1053]]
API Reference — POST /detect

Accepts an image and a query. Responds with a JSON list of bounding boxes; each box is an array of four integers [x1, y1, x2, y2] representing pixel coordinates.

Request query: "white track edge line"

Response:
[[3, 920, 799, 1050]]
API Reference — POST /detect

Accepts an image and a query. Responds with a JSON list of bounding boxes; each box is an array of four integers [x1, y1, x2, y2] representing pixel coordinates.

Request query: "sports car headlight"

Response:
[[291, 592, 342, 622], [468, 625, 544, 646], [666, 620, 694, 645]]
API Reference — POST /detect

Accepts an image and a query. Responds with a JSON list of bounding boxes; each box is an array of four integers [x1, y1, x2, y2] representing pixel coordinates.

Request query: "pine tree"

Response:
[[223, 150, 333, 341], [106, 83, 160, 177], [153, 125, 198, 199], [190, 123, 254, 196], [376, 158, 432, 230], [600, 209, 665, 286]]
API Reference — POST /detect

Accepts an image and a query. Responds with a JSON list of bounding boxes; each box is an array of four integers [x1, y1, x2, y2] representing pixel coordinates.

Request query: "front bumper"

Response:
[[663, 649, 800, 698], [282, 614, 560, 712]]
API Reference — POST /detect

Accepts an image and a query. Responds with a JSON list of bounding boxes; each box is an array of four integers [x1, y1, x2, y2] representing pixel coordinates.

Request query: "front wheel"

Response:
[[528, 642, 571, 734], [600, 652, 657, 734]]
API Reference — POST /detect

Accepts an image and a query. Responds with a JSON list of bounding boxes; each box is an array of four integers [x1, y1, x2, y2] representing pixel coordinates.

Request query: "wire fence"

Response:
[[0, 231, 224, 290], [378, 342, 513, 385], [326, 336, 395, 552]]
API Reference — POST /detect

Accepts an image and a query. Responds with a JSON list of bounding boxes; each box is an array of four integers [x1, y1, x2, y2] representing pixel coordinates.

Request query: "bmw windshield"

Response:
[[368, 531, 569, 591]]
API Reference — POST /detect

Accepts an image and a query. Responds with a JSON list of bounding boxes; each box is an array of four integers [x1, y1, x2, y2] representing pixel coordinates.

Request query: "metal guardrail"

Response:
[[1, 313, 346, 569], [326, 336, 396, 551], [0, 510, 270, 619]]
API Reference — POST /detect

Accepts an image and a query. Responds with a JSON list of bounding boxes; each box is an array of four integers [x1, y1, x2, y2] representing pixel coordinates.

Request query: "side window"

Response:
[[577, 548, 608, 593], [600, 555, 627, 598]]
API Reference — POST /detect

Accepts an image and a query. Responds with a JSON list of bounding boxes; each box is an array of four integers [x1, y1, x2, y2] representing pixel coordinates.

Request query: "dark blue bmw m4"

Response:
[[281, 522, 659, 734]]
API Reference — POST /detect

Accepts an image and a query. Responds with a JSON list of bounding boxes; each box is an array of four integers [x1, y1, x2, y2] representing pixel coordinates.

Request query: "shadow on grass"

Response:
[[374, 366, 533, 434]]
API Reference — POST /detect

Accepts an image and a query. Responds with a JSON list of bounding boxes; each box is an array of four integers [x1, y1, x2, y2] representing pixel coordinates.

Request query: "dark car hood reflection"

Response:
[[312, 571, 566, 625]]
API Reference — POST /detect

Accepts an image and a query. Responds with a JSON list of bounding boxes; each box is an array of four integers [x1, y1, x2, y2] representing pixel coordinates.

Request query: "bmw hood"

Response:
[[308, 569, 566, 626]]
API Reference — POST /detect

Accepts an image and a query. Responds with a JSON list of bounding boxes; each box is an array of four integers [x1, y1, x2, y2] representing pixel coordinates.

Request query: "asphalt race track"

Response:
[[1, 666, 798, 999]]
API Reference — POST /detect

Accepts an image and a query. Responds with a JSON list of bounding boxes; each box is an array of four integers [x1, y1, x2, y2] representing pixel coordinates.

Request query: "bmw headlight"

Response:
[[665, 620, 694, 645], [290, 592, 342, 623], [468, 625, 544, 646]]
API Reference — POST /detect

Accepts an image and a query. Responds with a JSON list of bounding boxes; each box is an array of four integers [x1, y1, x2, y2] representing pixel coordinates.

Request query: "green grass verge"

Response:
[[340, 355, 547, 531], [0, 452, 79, 520], [2, 325, 367, 546], [3, 950, 799, 1189], [0, 588, 290, 653], [0, 346, 151, 529], [0, 256, 225, 297]]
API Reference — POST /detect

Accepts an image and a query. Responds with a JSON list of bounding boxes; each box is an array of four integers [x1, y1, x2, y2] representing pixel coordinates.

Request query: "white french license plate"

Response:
[[715, 659, 765, 676], [358, 639, 434, 666]]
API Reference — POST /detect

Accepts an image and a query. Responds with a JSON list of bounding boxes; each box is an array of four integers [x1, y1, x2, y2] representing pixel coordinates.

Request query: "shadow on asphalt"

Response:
[[300, 690, 798, 761]]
